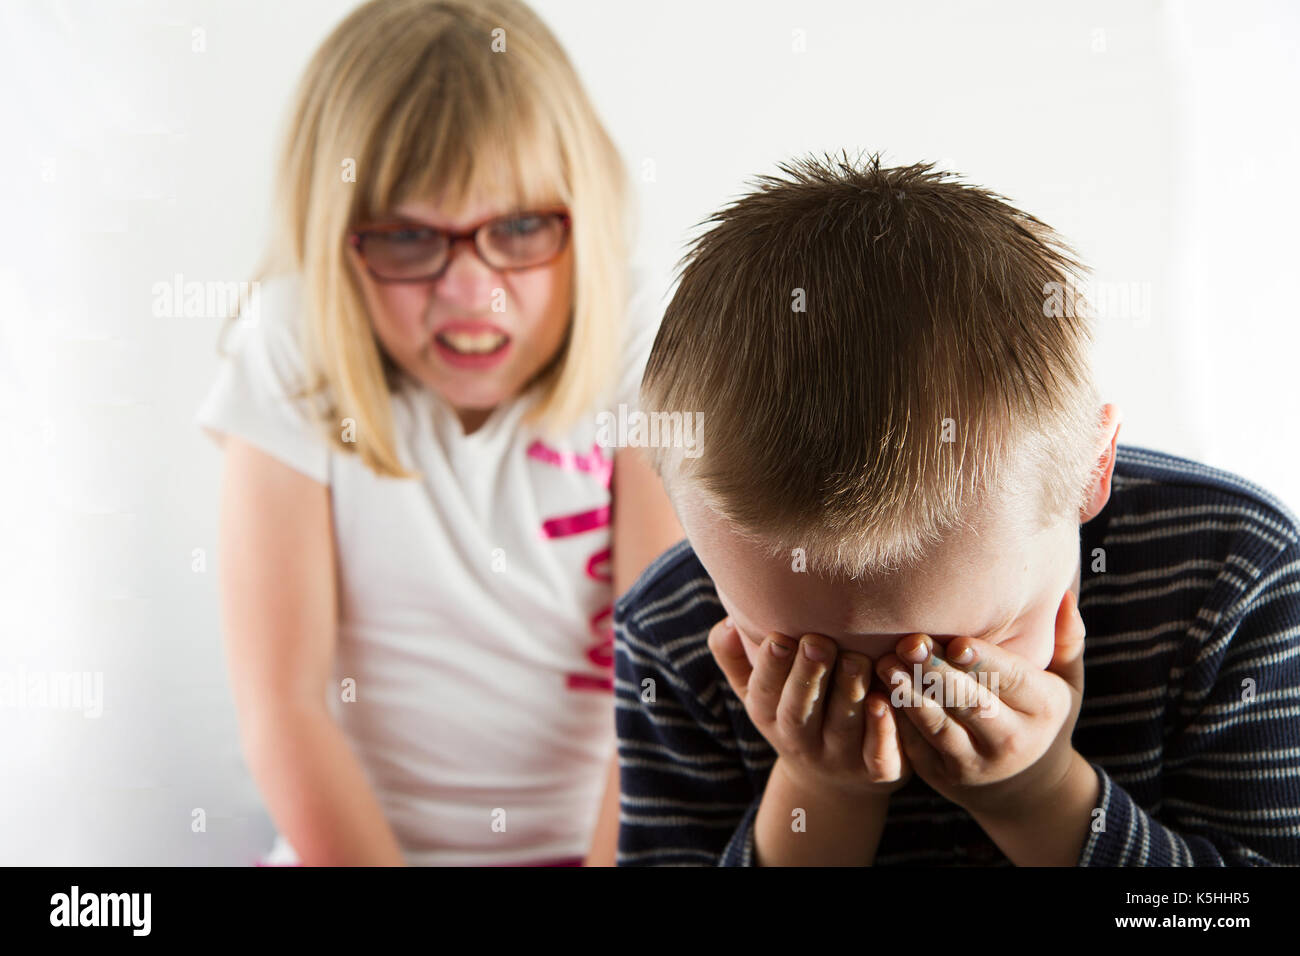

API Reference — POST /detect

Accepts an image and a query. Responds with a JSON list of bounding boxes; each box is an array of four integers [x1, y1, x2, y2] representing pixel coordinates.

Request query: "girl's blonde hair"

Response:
[[223, 0, 629, 478]]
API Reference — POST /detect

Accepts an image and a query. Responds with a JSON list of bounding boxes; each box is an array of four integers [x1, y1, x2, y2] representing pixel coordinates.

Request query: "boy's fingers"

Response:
[[877, 646, 978, 757], [822, 652, 870, 758], [707, 617, 752, 699], [884, 637, 1010, 750], [862, 692, 906, 783], [890, 704, 941, 779], [774, 636, 836, 739], [745, 632, 800, 726], [941, 636, 1049, 717]]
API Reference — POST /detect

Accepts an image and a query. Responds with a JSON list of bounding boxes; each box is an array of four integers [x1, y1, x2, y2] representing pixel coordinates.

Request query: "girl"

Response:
[[194, 0, 681, 865]]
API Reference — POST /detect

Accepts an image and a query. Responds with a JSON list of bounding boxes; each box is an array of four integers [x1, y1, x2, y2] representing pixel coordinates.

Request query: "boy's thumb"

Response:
[[1047, 590, 1087, 690], [708, 617, 753, 694]]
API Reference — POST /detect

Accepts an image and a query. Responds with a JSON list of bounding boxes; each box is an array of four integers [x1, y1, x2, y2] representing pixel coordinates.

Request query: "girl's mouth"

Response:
[[432, 329, 512, 369], [435, 329, 510, 356]]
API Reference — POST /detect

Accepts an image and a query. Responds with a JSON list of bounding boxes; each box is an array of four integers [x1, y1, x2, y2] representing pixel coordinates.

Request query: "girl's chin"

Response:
[[426, 374, 515, 409], [436, 391, 508, 415]]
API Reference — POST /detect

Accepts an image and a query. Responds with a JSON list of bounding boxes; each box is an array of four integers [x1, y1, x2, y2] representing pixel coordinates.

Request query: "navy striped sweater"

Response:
[[613, 446, 1300, 866]]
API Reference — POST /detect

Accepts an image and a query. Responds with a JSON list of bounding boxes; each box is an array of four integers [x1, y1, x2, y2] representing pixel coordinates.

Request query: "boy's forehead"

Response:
[[676, 488, 1036, 640], [714, 550, 1017, 642]]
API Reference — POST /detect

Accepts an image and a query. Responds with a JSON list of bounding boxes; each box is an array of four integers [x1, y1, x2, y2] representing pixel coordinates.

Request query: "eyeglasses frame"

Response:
[[347, 208, 572, 283]]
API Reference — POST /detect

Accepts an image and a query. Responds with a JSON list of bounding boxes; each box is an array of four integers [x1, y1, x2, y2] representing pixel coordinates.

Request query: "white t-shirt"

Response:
[[194, 272, 659, 865]]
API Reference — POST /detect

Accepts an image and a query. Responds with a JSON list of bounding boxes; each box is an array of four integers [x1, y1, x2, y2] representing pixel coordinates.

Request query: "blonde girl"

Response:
[[195, 0, 681, 865]]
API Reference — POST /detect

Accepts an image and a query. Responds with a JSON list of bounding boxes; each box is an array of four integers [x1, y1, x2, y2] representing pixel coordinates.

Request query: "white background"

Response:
[[0, 0, 1295, 864]]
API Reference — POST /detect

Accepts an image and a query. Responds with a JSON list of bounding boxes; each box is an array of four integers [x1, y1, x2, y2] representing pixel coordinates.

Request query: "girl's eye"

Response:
[[387, 227, 437, 243], [495, 215, 545, 236]]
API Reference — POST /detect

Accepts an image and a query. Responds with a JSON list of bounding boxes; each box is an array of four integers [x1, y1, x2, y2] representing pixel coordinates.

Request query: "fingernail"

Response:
[[840, 656, 862, 676], [902, 636, 929, 663], [951, 644, 975, 665], [723, 616, 734, 632], [769, 640, 792, 658], [803, 639, 831, 663]]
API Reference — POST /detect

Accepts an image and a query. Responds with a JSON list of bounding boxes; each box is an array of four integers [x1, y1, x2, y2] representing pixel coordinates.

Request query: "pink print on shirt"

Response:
[[528, 440, 615, 692]]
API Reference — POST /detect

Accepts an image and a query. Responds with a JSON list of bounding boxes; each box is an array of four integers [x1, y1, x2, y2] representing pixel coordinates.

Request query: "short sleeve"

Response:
[[615, 269, 665, 414], [193, 275, 332, 485]]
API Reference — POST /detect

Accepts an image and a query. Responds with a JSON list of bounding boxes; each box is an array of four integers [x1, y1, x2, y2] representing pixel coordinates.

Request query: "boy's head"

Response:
[[640, 154, 1121, 669]]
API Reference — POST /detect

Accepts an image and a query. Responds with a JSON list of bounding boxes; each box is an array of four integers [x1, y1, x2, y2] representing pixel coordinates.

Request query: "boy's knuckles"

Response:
[[864, 755, 896, 783], [774, 706, 817, 741], [993, 658, 1026, 695], [783, 660, 829, 705], [749, 667, 787, 698], [751, 649, 793, 688]]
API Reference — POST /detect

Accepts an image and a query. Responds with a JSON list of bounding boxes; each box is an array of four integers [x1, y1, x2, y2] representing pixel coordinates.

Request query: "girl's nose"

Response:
[[437, 237, 500, 301]]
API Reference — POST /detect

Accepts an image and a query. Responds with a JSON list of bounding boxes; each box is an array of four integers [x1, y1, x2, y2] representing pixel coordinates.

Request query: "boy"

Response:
[[612, 154, 1300, 866]]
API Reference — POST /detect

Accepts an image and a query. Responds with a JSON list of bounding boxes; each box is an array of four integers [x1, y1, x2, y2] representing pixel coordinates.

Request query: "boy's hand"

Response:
[[873, 589, 1087, 821], [709, 618, 912, 799]]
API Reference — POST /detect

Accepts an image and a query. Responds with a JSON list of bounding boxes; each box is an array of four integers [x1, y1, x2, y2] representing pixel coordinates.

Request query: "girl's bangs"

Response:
[[369, 66, 570, 220]]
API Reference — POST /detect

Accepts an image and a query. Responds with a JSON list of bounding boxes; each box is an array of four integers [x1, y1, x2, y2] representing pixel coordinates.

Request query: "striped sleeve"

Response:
[[719, 798, 762, 866], [1078, 539, 1300, 866], [613, 592, 761, 866]]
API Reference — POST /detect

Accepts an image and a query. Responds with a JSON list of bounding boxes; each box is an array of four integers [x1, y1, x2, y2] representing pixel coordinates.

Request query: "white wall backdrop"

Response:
[[0, 0, 1295, 864]]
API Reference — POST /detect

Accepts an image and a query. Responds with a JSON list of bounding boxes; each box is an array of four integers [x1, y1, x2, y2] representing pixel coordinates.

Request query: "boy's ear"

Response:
[[1080, 404, 1123, 524]]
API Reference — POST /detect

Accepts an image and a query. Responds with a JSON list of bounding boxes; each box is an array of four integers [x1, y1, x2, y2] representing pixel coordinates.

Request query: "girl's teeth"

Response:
[[440, 331, 507, 354]]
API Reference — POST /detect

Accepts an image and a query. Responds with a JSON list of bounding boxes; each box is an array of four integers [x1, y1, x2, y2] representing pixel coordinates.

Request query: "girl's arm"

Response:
[[218, 436, 406, 866], [584, 448, 685, 866]]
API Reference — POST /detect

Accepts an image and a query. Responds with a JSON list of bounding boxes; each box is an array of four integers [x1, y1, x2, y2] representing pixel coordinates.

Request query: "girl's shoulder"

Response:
[[196, 271, 333, 484], [214, 271, 310, 379], [228, 271, 331, 408]]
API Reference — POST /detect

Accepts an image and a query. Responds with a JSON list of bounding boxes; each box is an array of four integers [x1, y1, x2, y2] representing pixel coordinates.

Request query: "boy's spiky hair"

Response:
[[641, 151, 1104, 578]]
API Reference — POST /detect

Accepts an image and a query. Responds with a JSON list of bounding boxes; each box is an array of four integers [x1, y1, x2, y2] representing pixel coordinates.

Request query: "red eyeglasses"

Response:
[[348, 208, 572, 282]]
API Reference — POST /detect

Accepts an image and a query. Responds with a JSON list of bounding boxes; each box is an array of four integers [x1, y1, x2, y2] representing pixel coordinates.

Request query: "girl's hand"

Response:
[[708, 618, 912, 799], [872, 589, 1088, 820]]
